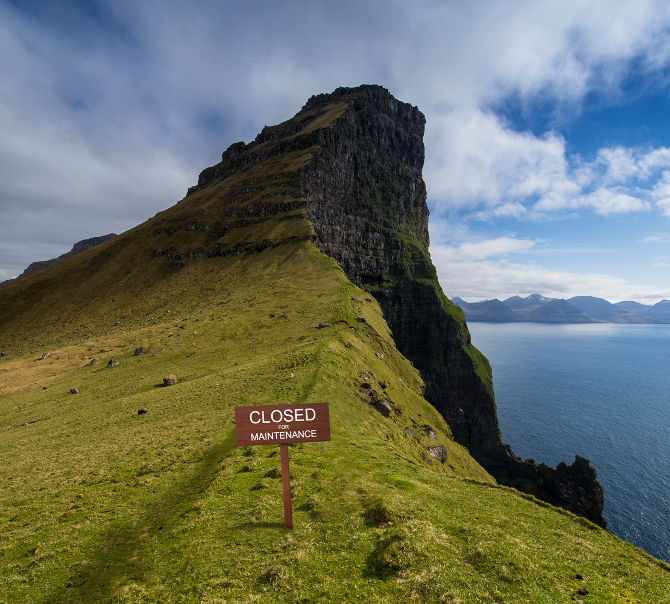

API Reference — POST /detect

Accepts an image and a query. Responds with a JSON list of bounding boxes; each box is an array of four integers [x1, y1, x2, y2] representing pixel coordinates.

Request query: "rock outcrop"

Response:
[[187, 85, 606, 527], [17, 234, 118, 278]]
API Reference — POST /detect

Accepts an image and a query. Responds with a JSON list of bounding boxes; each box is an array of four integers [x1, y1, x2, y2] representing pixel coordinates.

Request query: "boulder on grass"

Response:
[[374, 399, 392, 417], [426, 445, 449, 463]]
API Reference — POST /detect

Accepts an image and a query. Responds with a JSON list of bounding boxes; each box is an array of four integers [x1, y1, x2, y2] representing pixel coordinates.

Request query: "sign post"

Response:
[[280, 442, 292, 529], [235, 402, 330, 529]]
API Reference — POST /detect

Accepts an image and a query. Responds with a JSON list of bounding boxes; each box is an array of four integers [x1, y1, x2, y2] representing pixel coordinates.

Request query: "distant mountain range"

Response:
[[452, 294, 670, 324]]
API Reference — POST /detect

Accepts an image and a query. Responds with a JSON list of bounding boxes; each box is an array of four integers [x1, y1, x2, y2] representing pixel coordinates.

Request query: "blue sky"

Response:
[[1, 0, 670, 303]]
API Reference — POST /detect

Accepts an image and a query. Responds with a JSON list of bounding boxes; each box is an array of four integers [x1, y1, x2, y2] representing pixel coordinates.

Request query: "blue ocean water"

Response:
[[467, 322, 670, 563]]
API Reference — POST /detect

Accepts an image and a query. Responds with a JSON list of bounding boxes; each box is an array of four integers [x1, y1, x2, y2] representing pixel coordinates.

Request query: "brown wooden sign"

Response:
[[235, 402, 330, 530], [235, 403, 330, 447]]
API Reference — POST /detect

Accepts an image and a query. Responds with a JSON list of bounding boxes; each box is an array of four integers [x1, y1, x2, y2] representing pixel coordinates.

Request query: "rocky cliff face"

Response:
[[189, 85, 605, 527], [296, 86, 605, 526]]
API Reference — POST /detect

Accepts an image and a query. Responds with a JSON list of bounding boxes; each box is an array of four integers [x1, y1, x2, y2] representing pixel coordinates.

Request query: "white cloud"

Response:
[[429, 234, 670, 303], [435, 255, 670, 304], [641, 234, 670, 243], [426, 115, 670, 218], [432, 237, 536, 263], [424, 109, 578, 212]]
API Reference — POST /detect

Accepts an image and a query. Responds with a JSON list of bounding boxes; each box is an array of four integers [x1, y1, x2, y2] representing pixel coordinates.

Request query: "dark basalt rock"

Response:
[[374, 400, 393, 417], [423, 424, 437, 441], [297, 85, 606, 528], [427, 445, 448, 463]]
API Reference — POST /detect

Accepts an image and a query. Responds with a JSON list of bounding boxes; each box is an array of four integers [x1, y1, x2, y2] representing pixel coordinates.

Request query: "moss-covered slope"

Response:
[[1, 241, 669, 603]]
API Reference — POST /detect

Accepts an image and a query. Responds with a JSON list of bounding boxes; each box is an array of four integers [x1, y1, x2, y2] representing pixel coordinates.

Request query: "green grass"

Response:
[[1, 241, 669, 603]]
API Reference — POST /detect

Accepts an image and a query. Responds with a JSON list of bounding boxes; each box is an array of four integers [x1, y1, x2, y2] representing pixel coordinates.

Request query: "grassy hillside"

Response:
[[1, 237, 669, 603]]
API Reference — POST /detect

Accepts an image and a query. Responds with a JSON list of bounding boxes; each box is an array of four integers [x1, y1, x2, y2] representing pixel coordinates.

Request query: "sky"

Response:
[[2, 0, 670, 303]]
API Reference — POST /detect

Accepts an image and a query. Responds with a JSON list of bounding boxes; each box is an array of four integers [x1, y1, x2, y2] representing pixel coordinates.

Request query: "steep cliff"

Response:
[[187, 85, 605, 526]]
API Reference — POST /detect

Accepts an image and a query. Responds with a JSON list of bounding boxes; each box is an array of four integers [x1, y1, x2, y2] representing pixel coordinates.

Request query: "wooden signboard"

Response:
[[235, 403, 330, 528], [235, 403, 331, 447]]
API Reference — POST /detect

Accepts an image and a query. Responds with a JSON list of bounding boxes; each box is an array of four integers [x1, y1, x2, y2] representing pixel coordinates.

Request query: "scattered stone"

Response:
[[374, 400, 392, 417], [379, 381, 388, 389], [42, 386, 47, 390], [70, 387, 78, 394], [575, 574, 584, 580], [187, 352, 195, 357], [318, 323, 330, 328], [394, 407, 404, 418], [0, 352, 5, 357], [426, 445, 449, 463], [356, 316, 367, 322], [375, 352, 384, 359], [351, 297, 359, 302], [405, 427, 416, 439], [88, 358, 98, 366], [360, 382, 372, 389], [138, 409, 147, 415], [577, 588, 589, 596], [410, 417, 418, 425], [107, 359, 119, 367], [41, 352, 50, 359], [365, 297, 372, 302], [290, 373, 294, 378], [423, 424, 437, 440], [360, 387, 376, 403], [163, 375, 177, 386], [134, 347, 144, 356]]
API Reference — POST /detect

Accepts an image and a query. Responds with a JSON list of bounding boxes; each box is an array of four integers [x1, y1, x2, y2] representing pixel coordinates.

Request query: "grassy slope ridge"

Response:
[[0, 244, 668, 603]]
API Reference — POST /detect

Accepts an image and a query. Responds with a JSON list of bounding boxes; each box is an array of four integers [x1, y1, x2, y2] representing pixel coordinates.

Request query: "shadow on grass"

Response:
[[238, 520, 287, 529], [41, 428, 238, 604]]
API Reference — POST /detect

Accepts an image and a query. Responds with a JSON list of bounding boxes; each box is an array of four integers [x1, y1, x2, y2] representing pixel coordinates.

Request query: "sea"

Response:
[[467, 322, 670, 563]]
